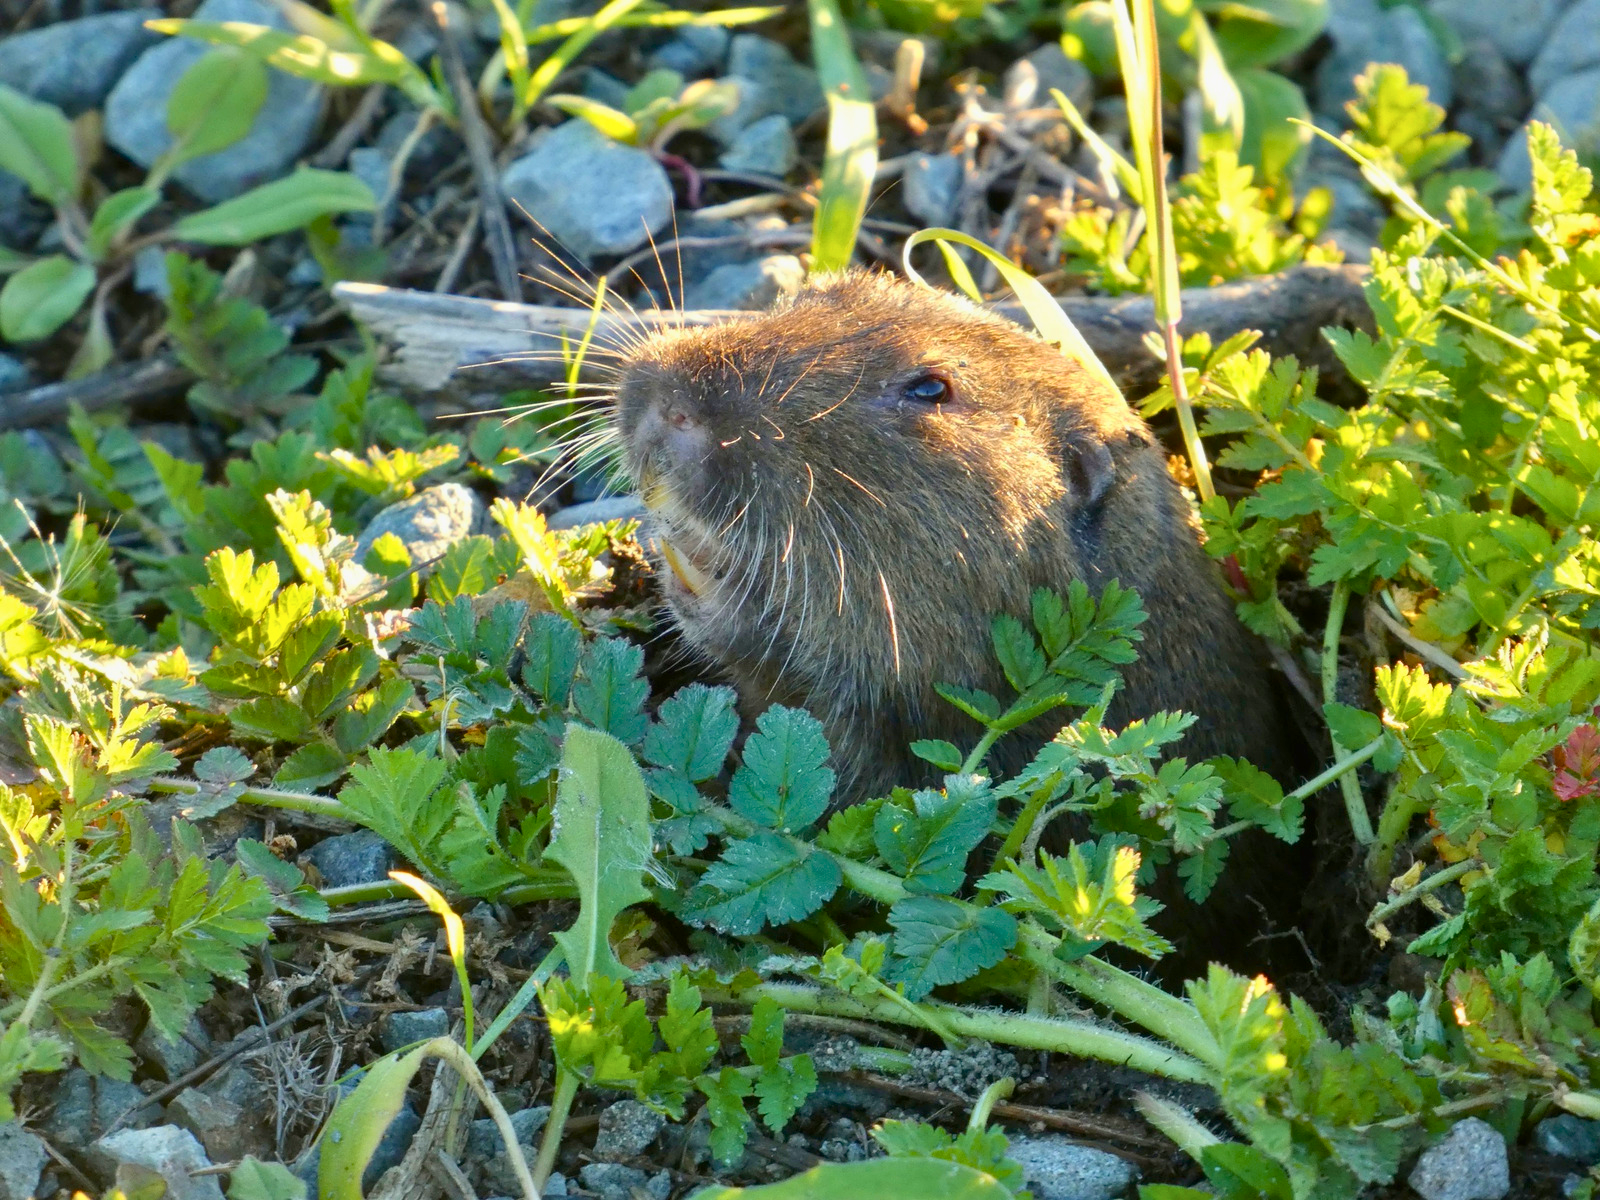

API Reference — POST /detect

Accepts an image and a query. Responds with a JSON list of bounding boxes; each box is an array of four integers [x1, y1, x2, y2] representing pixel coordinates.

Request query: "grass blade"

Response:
[[807, 0, 877, 273]]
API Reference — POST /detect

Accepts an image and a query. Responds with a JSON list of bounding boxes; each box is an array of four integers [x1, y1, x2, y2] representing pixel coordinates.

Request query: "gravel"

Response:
[[166, 1088, 258, 1164], [721, 33, 824, 131], [1407, 1117, 1511, 1200], [0, 10, 161, 115], [683, 254, 805, 311], [902, 151, 964, 228], [0, 354, 30, 394], [301, 828, 397, 888], [548, 496, 646, 529], [1007, 1136, 1139, 1200], [354, 482, 487, 573], [719, 113, 798, 176], [380, 1007, 452, 1052], [579, 1163, 670, 1200], [593, 1100, 666, 1159], [91, 1126, 224, 1200], [0, 1122, 48, 1200], [501, 120, 674, 260], [104, 0, 325, 203]]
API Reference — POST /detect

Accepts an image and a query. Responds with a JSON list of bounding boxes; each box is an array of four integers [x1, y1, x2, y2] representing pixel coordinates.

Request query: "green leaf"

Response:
[[873, 777, 995, 894], [754, 1054, 816, 1134], [807, 0, 876, 271], [690, 832, 842, 934], [1323, 702, 1381, 750], [1204, 0, 1326, 69], [546, 723, 654, 981], [163, 47, 269, 169], [0, 255, 94, 342], [169, 168, 376, 245], [886, 896, 1017, 1001], [1213, 756, 1302, 843], [1234, 67, 1310, 182], [573, 636, 650, 744], [87, 187, 160, 261], [236, 838, 329, 922], [992, 614, 1047, 692], [660, 973, 719, 1079], [729, 706, 835, 832], [228, 1156, 308, 1200], [0, 82, 77, 204], [1200, 1143, 1293, 1200], [1570, 896, 1600, 1001], [228, 695, 313, 743], [977, 839, 1172, 959], [699, 1067, 755, 1166], [337, 746, 453, 871], [546, 94, 639, 142], [319, 1042, 433, 1199], [645, 683, 739, 781], [910, 739, 962, 772], [523, 612, 583, 705], [687, 1157, 1016, 1200]]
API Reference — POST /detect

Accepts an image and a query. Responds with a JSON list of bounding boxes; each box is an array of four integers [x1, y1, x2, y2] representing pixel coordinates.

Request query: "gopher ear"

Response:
[[1062, 437, 1115, 515]]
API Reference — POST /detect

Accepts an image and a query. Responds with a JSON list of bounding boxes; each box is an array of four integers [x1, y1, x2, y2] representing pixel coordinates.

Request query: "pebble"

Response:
[[90, 1126, 224, 1200], [683, 254, 804, 311], [465, 1105, 550, 1159], [547, 496, 646, 530], [167, 1088, 259, 1164], [354, 482, 487, 573], [374, 108, 457, 182], [380, 1007, 452, 1052], [135, 1013, 211, 1082], [1536, 1114, 1600, 1164], [648, 25, 730, 76], [1316, 1, 1452, 115], [0, 1122, 47, 1200], [719, 113, 798, 176], [593, 1100, 666, 1159], [1450, 40, 1528, 161], [0, 10, 161, 115], [348, 146, 395, 226], [1007, 1136, 1138, 1200], [1529, 0, 1600, 97], [501, 120, 674, 260], [0, 172, 46, 251], [0, 353, 30, 394], [581, 67, 632, 110], [105, 0, 325, 203], [721, 33, 824, 132], [1497, 65, 1600, 189], [1429, 0, 1567, 68], [44, 1067, 161, 1147], [545, 1172, 569, 1196], [1004, 42, 1094, 113], [1407, 1117, 1510, 1200], [301, 828, 397, 888], [200, 1062, 270, 1112], [132, 245, 174, 298], [901, 151, 964, 228], [579, 1163, 670, 1200]]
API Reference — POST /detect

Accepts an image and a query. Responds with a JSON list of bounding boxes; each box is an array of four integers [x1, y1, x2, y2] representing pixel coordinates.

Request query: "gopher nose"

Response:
[[640, 397, 710, 468]]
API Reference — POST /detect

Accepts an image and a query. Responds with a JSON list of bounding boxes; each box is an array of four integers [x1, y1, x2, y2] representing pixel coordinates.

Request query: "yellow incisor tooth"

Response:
[[638, 461, 672, 511], [656, 536, 710, 596]]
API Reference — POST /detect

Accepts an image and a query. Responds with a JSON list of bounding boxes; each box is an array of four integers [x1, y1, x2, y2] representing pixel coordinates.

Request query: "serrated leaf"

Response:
[[699, 1067, 754, 1166], [1324, 702, 1382, 751], [754, 1053, 816, 1134], [646, 683, 739, 781], [660, 973, 718, 1079], [336, 746, 451, 871], [573, 636, 649, 744], [688, 1158, 1015, 1200], [728, 706, 835, 832], [229, 695, 312, 743], [740, 995, 785, 1068], [523, 612, 583, 705], [910, 739, 963, 772], [690, 832, 841, 934], [885, 897, 1016, 1001], [546, 723, 653, 980], [991, 613, 1047, 692], [873, 777, 995, 894]]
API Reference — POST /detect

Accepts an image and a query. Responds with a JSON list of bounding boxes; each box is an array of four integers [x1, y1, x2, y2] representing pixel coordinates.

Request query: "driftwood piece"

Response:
[[333, 262, 1373, 397], [0, 357, 194, 430]]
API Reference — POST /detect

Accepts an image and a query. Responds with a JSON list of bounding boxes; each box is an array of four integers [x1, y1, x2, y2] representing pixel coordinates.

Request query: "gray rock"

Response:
[[1005, 42, 1093, 113], [1452, 40, 1528, 160], [0, 10, 162, 115], [1496, 65, 1600, 189], [798, 1078, 892, 1121], [581, 67, 631, 110], [545, 1172, 569, 1196], [1429, 0, 1567, 67], [167, 1088, 259, 1164], [902, 151, 963, 227], [501, 121, 674, 260], [648, 25, 730, 76], [200, 1062, 270, 1112], [380, 1007, 451, 1052], [375, 109, 456, 182], [136, 1013, 211, 1082], [301, 828, 396, 888], [1530, 0, 1600, 96], [90, 1126, 224, 1200], [348, 147, 394, 225], [726, 33, 824, 128], [719, 113, 797, 176], [466, 1105, 550, 1159], [1317, 3, 1452, 115], [132, 245, 173, 298], [593, 1100, 666, 1159], [0, 171, 47, 250], [355, 482, 487, 571], [1536, 1114, 1600, 1163], [45, 1068, 161, 1148], [105, 0, 325, 203], [0, 1122, 47, 1200], [684, 254, 804, 311], [1408, 1117, 1510, 1200], [1007, 1136, 1138, 1200], [548, 495, 646, 530], [580, 1163, 663, 1200], [0, 353, 29, 394]]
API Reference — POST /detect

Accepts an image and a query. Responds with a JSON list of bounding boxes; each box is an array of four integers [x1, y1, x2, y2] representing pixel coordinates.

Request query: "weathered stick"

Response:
[[332, 262, 1372, 396], [0, 357, 194, 430]]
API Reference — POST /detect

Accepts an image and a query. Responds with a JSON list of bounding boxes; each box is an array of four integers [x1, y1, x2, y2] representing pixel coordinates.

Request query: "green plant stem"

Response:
[[1164, 320, 1215, 504], [533, 1069, 579, 1190], [968, 1077, 1014, 1131], [1133, 1090, 1221, 1162], [732, 981, 1213, 1085], [1367, 859, 1473, 928], [148, 776, 354, 822], [960, 727, 1004, 776], [992, 785, 1051, 869], [1321, 581, 1375, 844], [1370, 777, 1422, 885], [0, 955, 133, 1024], [1559, 1091, 1600, 1121], [315, 871, 576, 908]]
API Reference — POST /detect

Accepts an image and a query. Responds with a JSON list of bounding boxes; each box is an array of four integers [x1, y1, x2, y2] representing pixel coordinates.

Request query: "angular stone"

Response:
[[1408, 1117, 1511, 1200], [1536, 1114, 1600, 1163], [1530, 0, 1600, 96], [683, 255, 804, 311], [0, 1121, 48, 1200], [1429, 0, 1567, 67], [579, 1162, 648, 1200], [301, 828, 396, 889], [90, 1126, 224, 1200], [648, 26, 730, 76], [379, 1007, 452, 1053], [593, 1100, 665, 1160], [1497, 66, 1600, 189], [719, 113, 797, 176], [167, 1088, 262, 1164], [0, 10, 162, 115], [501, 121, 673, 261], [354, 482, 487, 574], [902, 151, 963, 228], [104, 0, 324, 203], [1004, 42, 1093, 113], [1317, 3, 1452, 115], [547, 496, 646, 530], [136, 1014, 211, 1082], [44, 1068, 161, 1148]]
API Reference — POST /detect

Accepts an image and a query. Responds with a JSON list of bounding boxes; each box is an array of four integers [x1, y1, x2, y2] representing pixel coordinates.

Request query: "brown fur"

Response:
[[616, 272, 1296, 801]]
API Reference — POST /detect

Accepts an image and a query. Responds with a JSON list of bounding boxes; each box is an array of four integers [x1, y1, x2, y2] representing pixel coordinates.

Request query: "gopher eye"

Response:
[[904, 375, 949, 404]]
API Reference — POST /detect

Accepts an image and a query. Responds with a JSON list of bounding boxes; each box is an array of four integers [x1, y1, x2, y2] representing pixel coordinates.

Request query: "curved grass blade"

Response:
[[807, 0, 876, 273]]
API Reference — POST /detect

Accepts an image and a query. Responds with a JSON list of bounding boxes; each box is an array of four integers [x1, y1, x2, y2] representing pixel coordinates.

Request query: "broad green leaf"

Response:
[[228, 1156, 307, 1200], [1234, 66, 1310, 183], [523, 612, 582, 705], [163, 47, 269, 170], [873, 778, 995, 894], [0, 82, 77, 204], [645, 683, 739, 781], [728, 705, 835, 832], [910, 739, 963, 772], [319, 1042, 433, 1199], [904, 229, 1120, 395], [572, 636, 649, 744], [687, 1151, 1017, 1199], [885, 896, 1017, 1000], [1203, 0, 1326, 69], [170, 169, 375, 245], [87, 187, 160, 261], [0, 255, 93, 343], [546, 723, 653, 981], [690, 832, 841, 934], [807, 0, 875, 272]]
